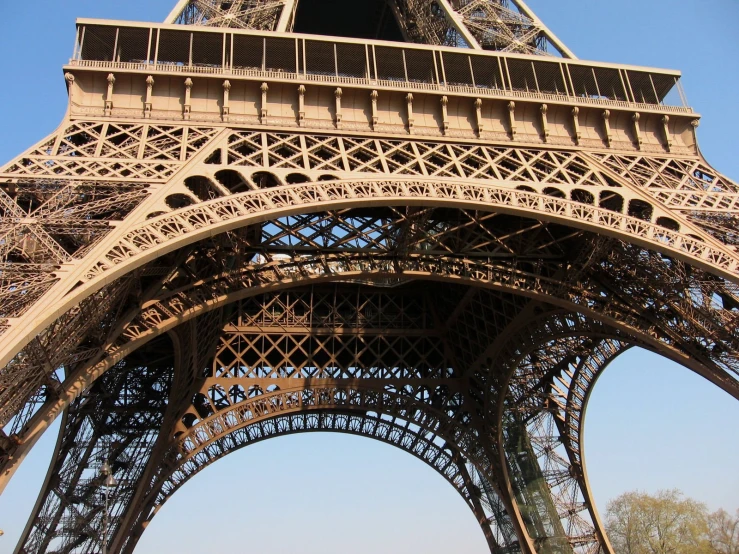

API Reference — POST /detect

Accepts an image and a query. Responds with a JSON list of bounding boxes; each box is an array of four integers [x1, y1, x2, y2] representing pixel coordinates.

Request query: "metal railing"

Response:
[[68, 57, 693, 115]]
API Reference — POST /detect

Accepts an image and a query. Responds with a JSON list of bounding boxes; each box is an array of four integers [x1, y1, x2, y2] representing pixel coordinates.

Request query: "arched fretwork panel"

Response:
[[3, 174, 738, 386], [121, 283, 526, 554], [3, 133, 739, 455], [122, 408, 515, 554], [101, 282, 739, 554], [4, 212, 738, 510], [2, 2, 738, 552], [8, 276, 738, 554], [3, 200, 738, 554], [16, 283, 533, 554]]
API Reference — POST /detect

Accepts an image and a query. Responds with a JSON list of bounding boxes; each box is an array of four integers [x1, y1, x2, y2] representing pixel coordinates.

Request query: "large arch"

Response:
[[1, 0, 738, 551], [5, 200, 738, 504], [2, 175, 738, 374], [3, 184, 738, 554], [7, 246, 737, 495], [10, 273, 736, 554], [119, 389, 515, 553]]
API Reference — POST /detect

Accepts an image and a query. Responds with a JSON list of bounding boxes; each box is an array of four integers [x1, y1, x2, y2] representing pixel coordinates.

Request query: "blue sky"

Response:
[[0, 1, 738, 552]]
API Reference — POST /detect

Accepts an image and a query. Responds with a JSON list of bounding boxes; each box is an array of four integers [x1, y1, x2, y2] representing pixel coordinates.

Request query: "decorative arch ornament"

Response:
[[2, 1, 739, 552]]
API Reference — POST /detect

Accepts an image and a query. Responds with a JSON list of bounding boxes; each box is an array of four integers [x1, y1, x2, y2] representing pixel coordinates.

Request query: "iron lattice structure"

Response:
[[0, 1, 738, 553], [166, 0, 574, 56]]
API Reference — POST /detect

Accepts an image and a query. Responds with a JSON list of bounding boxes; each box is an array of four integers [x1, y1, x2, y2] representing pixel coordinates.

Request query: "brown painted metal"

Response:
[[1, 2, 738, 554]]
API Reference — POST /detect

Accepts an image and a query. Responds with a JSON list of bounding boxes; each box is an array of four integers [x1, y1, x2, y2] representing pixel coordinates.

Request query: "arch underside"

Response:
[[16, 280, 635, 554], [4, 204, 739, 554], [1, 123, 739, 554]]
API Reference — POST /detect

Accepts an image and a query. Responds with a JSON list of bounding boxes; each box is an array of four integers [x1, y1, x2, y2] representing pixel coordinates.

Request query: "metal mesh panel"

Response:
[[532, 61, 566, 95], [651, 73, 679, 104], [441, 52, 473, 86], [375, 46, 406, 82], [404, 48, 436, 84], [568, 65, 599, 98], [81, 25, 116, 62], [626, 70, 659, 104], [593, 67, 628, 102], [192, 31, 223, 67], [661, 78, 684, 107], [116, 27, 150, 63], [297, 38, 304, 74], [233, 35, 263, 70], [264, 37, 296, 73], [336, 43, 367, 79], [305, 40, 335, 77], [157, 30, 191, 65], [470, 54, 503, 90], [506, 59, 537, 92]]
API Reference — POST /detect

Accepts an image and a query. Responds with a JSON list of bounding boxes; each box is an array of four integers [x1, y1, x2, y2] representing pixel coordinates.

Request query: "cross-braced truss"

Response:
[[166, 0, 573, 56], [2, 1, 739, 553], [169, 0, 288, 30], [16, 337, 175, 554]]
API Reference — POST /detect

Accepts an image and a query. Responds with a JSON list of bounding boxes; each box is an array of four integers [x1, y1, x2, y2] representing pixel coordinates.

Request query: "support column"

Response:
[[435, 0, 483, 49], [275, 0, 298, 32], [13, 336, 176, 554]]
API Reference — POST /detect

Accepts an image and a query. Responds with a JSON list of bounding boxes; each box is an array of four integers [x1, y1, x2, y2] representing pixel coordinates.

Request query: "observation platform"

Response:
[[63, 19, 698, 154]]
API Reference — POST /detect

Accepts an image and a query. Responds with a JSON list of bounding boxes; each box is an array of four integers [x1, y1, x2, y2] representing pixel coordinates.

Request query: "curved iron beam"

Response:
[[4, 245, 737, 496], [120, 407, 509, 553], [2, 177, 737, 372]]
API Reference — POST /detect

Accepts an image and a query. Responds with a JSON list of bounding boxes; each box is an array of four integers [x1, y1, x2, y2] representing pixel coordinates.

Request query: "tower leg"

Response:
[[14, 336, 176, 554]]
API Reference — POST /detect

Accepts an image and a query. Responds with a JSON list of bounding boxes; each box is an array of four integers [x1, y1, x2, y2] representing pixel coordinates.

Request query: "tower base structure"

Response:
[[1, 5, 738, 554]]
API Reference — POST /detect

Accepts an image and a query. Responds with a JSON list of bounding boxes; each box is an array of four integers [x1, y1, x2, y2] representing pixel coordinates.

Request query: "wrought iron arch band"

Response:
[[131, 407, 512, 553], [2, 177, 737, 372], [5, 255, 734, 501], [163, 383, 502, 488], [139, 317, 639, 554]]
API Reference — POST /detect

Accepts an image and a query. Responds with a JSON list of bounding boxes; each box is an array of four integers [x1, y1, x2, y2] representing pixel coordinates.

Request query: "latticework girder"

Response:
[[496, 315, 630, 554], [166, 0, 574, 56], [2, 1, 738, 552], [168, 0, 288, 30], [15, 337, 175, 554]]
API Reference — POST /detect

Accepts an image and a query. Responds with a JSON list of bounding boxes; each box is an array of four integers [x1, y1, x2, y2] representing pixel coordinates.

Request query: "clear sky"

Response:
[[0, 1, 738, 552]]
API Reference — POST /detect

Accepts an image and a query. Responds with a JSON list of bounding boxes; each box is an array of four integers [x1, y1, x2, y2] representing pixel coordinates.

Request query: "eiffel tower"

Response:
[[1, 0, 737, 552]]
